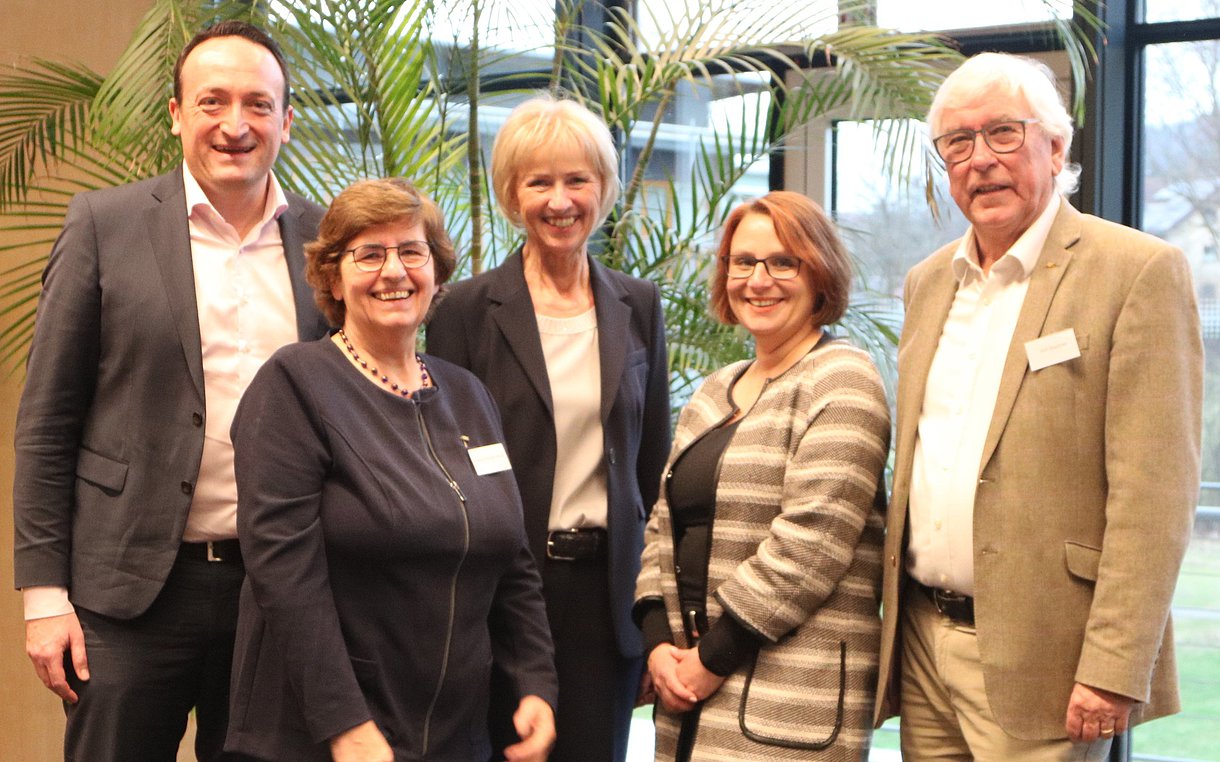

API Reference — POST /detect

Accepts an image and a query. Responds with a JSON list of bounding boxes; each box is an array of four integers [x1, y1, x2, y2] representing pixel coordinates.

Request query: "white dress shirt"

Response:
[[24, 164, 296, 619], [181, 164, 297, 542], [906, 194, 1060, 596]]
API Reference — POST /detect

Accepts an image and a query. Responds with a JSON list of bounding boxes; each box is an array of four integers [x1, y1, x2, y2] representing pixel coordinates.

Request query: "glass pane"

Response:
[[1140, 40, 1220, 760], [430, 0, 555, 53], [876, 0, 1068, 32], [636, 0, 835, 50], [1144, 0, 1220, 24], [832, 118, 967, 393]]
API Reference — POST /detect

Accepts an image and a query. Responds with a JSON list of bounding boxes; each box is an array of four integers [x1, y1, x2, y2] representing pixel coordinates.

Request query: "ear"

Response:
[[1050, 134, 1066, 176], [280, 105, 294, 144], [169, 98, 183, 137]]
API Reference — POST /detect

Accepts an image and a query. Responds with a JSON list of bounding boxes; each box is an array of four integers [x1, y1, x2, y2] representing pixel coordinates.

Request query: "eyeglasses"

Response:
[[344, 241, 432, 272], [932, 119, 1040, 165], [723, 254, 802, 280]]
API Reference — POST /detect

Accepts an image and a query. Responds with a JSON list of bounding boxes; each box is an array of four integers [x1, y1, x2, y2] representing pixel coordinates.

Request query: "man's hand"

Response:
[[672, 646, 727, 702], [329, 720, 393, 762], [502, 694, 555, 761], [26, 612, 88, 703], [647, 644, 697, 713], [1065, 682, 1133, 743]]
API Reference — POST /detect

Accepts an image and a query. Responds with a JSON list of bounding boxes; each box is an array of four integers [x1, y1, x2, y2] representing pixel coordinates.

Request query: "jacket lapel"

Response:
[[489, 252, 554, 416], [978, 203, 1081, 471], [145, 168, 205, 401], [590, 259, 630, 423], [894, 250, 958, 495], [279, 198, 320, 339]]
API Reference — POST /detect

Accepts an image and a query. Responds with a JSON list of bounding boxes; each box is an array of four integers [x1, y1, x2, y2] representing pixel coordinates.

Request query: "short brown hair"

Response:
[[709, 191, 852, 328], [174, 21, 290, 108], [305, 178, 456, 327]]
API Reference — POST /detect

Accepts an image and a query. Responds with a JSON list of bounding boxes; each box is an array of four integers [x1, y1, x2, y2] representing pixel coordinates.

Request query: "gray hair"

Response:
[[928, 53, 1080, 196]]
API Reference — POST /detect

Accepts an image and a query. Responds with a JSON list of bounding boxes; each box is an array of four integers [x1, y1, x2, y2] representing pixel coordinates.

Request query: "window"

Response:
[[1140, 35, 1220, 758], [876, 0, 1070, 31]]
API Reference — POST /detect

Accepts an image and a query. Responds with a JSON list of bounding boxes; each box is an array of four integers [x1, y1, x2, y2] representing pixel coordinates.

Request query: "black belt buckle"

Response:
[[920, 583, 975, 626], [546, 528, 604, 561]]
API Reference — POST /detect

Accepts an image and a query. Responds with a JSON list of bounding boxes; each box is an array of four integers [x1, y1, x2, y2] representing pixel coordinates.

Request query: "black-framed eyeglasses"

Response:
[[723, 254, 802, 280], [932, 118, 1040, 165], [344, 241, 432, 272]]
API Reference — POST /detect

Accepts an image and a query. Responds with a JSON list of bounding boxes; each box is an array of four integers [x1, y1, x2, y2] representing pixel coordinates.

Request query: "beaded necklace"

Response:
[[338, 329, 430, 398]]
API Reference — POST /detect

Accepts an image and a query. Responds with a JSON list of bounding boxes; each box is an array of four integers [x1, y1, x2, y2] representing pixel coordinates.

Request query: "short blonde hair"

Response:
[[305, 178, 455, 326], [710, 191, 852, 328], [490, 95, 620, 228]]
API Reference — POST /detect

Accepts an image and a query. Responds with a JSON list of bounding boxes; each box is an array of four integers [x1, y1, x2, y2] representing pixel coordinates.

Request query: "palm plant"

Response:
[[0, 0, 1099, 400]]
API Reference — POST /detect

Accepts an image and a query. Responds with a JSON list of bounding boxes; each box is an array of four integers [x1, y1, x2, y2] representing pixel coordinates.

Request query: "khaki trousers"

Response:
[[899, 585, 1112, 761]]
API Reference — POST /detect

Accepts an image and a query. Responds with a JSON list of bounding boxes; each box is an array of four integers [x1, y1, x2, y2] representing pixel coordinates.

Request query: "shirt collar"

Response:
[[181, 161, 289, 228], [951, 193, 1061, 284]]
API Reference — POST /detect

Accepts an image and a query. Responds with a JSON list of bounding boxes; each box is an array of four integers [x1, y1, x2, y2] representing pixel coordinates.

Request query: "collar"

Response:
[[180, 161, 288, 227], [951, 193, 1061, 284]]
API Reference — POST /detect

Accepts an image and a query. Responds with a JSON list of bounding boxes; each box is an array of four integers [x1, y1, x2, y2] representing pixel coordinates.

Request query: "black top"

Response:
[[639, 417, 763, 678], [670, 420, 741, 625], [226, 337, 556, 762]]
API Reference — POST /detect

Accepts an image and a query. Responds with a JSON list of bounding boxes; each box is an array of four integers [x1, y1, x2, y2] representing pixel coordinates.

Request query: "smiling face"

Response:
[[725, 213, 818, 351], [331, 219, 437, 347], [511, 140, 603, 263], [169, 35, 292, 208], [942, 92, 1065, 261]]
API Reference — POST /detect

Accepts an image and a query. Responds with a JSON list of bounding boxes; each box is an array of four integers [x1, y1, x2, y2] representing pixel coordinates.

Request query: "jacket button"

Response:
[[192, 412, 203, 427], [181, 481, 193, 495], [890, 554, 898, 567]]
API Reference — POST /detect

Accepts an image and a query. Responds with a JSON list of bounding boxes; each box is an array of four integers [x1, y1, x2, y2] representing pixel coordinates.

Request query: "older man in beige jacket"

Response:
[[874, 52, 1202, 760]]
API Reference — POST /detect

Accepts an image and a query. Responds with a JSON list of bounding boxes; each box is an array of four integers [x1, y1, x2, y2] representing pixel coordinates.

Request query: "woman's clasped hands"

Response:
[[646, 644, 727, 713]]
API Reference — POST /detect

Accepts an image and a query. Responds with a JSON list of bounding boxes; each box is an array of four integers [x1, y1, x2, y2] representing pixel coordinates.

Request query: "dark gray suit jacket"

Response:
[[426, 251, 671, 657], [13, 167, 326, 620]]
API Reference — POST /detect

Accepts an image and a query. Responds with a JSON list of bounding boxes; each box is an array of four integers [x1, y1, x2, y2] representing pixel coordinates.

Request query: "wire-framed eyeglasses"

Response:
[[723, 254, 802, 280], [932, 119, 1040, 165], [344, 241, 432, 272]]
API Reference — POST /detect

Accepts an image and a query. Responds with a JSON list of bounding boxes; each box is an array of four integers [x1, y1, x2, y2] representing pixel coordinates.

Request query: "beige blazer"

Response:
[[873, 202, 1203, 739]]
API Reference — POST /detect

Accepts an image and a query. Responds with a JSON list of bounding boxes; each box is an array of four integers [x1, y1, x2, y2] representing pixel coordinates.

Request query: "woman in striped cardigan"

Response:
[[635, 191, 890, 761]]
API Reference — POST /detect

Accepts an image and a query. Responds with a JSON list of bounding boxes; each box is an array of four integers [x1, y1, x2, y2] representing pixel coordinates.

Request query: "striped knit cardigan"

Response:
[[636, 339, 890, 761]]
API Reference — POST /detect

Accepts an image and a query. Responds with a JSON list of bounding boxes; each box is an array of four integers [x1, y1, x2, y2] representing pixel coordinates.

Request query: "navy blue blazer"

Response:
[[13, 167, 327, 618], [426, 251, 671, 656]]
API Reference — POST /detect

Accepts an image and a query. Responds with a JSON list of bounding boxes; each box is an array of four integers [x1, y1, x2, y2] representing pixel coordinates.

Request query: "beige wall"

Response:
[[2, 2, 154, 759]]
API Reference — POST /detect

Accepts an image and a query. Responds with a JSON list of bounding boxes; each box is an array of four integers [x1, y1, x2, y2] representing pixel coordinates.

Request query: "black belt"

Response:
[[915, 581, 974, 626], [546, 528, 606, 561], [179, 539, 242, 564]]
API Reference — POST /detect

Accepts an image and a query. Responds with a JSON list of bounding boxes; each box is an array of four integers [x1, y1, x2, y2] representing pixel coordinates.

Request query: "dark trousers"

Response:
[[488, 555, 640, 762], [63, 546, 244, 762]]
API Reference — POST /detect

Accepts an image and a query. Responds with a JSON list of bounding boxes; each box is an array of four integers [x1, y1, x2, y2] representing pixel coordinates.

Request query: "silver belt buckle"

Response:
[[206, 541, 223, 562], [546, 532, 578, 561]]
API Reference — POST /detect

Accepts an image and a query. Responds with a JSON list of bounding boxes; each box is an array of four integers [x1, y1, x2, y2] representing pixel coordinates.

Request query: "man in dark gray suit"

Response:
[[13, 21, 327, 761]]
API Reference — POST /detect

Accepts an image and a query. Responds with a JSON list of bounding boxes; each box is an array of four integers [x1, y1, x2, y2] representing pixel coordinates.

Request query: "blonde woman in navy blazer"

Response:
[[428, 96, 671, 762]]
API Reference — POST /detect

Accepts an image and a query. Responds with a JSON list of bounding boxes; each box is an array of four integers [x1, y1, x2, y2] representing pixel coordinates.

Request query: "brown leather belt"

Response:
[[916, 581, 974, 626]]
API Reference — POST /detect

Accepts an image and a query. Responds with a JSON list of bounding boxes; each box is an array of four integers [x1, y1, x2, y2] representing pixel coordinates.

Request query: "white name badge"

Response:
[[468, 442, 512, 475], [1025, 328, 1081, 371]]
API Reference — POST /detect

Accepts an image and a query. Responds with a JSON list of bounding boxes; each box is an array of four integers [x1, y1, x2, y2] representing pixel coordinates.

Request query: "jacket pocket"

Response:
[[75, 447, 128, 494], [1064, 541, 1102, 581], [739, 640, 845, 750]]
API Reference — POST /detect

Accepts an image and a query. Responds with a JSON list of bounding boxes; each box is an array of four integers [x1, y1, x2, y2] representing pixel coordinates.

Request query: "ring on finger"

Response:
[[1100, 727, 1116, 737]]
